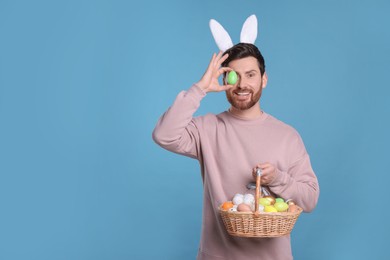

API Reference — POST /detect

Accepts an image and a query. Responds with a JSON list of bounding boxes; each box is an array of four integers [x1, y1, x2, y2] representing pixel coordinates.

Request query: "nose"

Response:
[[230, 73, 240, 87], [236, 76, 245, 88]]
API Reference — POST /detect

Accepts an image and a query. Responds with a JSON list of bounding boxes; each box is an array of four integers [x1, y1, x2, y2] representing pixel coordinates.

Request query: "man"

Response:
[[153, 16, 319, 260]]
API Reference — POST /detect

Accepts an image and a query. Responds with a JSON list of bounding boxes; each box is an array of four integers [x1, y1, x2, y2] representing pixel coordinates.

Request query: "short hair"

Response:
[[221, 43, 266, 76]]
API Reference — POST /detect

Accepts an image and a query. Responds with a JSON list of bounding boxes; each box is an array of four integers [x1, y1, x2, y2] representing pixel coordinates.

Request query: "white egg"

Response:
[[257, 204, 265, 212], [229, 207, 237, 212], [243, 193, 255, 205], [232, 193, 244, 205], [250, 201, 255, 211]]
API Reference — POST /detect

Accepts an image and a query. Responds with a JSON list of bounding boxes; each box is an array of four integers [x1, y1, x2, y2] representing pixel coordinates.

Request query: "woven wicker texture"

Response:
[[219, 206, 302, 237]]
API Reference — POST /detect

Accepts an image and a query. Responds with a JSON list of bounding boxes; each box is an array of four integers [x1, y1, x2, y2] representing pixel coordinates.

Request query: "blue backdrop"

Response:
[[1, 0, 389, 259]]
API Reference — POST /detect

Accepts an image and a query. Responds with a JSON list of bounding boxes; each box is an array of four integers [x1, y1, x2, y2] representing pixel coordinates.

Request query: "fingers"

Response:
[[217, 66, 232, 78], [219, 66, 232, 73], [211, 51, 221, 68], [219, 84, 234, 91], [202, 52, 231, 92], [220, 53, 229, 64], [216, 53, 229, 67], [208, 52, 229, 75], [218, 67, 233, 88], [216, 51, 223, 60], [256, 162, 272, 170], [212, 51, 228, 68], [208, 53, 217, 71], [252, 162, 275, 180], [260, 166, 273, 176]]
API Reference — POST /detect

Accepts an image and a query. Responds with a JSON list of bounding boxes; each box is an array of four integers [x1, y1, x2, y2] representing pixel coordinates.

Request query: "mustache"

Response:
[[231, 88, 253, 93]]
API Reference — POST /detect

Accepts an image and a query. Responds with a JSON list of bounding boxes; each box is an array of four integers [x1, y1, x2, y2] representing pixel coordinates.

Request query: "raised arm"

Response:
[[152, 52, 233, 158]]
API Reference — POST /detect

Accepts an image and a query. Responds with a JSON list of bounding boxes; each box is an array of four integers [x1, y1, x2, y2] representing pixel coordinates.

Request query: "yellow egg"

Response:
[[264, 205, 278, 213], [259, 198, 271, 206], [264, 196, 276, 205]]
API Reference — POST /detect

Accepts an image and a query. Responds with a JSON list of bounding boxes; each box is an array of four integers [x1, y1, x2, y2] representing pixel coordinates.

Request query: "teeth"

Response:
[[237, 92, 250, 96]]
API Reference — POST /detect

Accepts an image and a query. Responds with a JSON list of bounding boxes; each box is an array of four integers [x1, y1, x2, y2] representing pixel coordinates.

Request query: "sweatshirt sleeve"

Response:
[[268, 133, 320, 213], [152, 84, 206, 159]]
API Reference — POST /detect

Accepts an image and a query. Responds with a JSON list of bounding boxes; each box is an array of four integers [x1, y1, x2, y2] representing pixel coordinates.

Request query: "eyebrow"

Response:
[[235, 70, 258, 76], [244, 70, 258, 74]]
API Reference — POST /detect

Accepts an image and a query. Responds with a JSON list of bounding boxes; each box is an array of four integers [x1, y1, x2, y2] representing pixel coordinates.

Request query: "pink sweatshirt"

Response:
[[153, 85, 319, 260]]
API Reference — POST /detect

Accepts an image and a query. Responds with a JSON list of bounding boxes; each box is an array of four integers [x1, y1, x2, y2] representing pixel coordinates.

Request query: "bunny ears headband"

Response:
[[209, 14, 258, 52]]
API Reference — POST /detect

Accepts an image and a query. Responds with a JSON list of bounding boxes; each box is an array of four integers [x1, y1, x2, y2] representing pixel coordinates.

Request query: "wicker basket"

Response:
[[219, 172, 302, 237]]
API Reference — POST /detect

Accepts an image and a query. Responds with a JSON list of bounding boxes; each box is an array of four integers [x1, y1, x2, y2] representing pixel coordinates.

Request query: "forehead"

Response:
[[228, 56, 260, 73]]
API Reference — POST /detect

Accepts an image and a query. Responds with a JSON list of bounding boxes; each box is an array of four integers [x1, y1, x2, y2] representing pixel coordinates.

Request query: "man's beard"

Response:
[[226, 86, 262, 110]]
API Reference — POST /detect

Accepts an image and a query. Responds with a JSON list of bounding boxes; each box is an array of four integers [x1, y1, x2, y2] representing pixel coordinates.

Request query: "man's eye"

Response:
[[248, 74, 255, 78]]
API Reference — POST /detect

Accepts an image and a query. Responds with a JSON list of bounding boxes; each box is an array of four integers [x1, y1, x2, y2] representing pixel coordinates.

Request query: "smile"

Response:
[[236, 92, 251, 96], [234, 91, 250, 96]]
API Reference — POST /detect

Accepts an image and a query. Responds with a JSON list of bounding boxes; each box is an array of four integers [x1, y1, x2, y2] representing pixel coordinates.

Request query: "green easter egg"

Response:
[[227, 71, 238, 85], [274, 202, 289, 212], [275, 198, 284, 203]]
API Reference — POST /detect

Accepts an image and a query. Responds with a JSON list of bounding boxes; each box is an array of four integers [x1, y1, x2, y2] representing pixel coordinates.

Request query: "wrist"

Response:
[[192, 83, 208, 96], [195, 81, 209, 93]]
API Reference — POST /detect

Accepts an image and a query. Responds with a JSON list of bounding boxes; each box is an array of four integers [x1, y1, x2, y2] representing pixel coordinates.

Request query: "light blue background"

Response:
[[1, 0, 389, 259]]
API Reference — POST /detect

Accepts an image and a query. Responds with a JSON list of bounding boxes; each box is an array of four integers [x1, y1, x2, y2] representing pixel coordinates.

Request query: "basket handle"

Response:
[[254, 168, 262, 216]]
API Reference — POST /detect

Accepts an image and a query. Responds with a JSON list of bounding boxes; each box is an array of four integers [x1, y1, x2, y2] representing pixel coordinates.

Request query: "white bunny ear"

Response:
[[209, 19, 234, 52], [240, 14, 258, 44]]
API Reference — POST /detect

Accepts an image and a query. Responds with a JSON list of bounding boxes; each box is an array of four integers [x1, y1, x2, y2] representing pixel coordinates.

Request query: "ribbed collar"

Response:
[[222, 110, 269, 125]]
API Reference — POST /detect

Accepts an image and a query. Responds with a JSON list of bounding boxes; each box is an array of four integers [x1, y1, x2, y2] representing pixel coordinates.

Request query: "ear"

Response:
[[209, 19, 234, 52], [240, 15, 258, 44], [261, 72, 268, 89]]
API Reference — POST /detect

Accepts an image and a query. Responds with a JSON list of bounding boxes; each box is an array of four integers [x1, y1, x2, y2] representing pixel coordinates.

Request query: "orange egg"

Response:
[[222, 201, 234, 210]]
